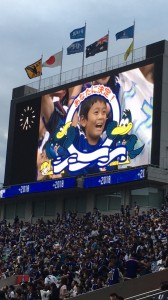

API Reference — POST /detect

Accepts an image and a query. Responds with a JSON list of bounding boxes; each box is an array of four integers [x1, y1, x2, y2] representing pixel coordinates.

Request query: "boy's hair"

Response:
[[79, 95, 107, 120]]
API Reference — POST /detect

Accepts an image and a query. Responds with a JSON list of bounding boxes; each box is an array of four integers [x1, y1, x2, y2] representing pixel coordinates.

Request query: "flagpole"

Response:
[[82, 22, 86, 78], [38, 54, 43, 91], [106, 29, 109, 71], [60, 47, 63, 84], [132, 20, 135, 63]]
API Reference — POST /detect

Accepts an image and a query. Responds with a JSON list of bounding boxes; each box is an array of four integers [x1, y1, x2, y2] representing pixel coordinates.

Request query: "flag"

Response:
[[25, 58, 42, 79], [86, 34, 108, 58], [70, 26, 85, 39], [115, 25, 134, 40], [67, 40, 84, 55], [42, 51, 63, 68], [124, 41, 133, 61]]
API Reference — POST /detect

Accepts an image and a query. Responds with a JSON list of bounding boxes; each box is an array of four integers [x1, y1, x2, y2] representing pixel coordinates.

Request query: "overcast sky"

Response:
[[0, 0, 168, 185]]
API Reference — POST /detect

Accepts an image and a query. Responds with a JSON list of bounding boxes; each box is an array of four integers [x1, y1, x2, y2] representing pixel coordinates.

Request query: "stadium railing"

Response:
[[14, 46, 146, 98], [125, 289, 168, 300]]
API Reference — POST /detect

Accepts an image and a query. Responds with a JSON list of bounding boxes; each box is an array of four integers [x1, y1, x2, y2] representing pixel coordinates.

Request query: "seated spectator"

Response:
[[0, 291, 6, 300], [154, 281, 168, 300], [15, 288, 22, 300], [109, 293, 120, 300], [125, 252, 140, 279], [40, 285, 50, 300], [26, 282, 38, 300], [49, 283, 59, 300], [44, 268, 58, 287], [8, 285, 16, 299], [59, 276, 68, 300]]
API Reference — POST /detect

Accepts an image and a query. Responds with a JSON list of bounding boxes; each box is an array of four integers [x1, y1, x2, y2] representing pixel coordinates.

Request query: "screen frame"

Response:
[[4, 56, 162, 187]]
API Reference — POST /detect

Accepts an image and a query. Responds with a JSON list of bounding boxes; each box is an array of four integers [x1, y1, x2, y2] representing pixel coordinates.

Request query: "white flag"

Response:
[[42, 50, 63, 68]]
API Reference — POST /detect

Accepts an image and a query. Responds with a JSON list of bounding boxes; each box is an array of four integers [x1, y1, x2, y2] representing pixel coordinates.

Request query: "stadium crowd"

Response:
[[0, 203, 168, 300]]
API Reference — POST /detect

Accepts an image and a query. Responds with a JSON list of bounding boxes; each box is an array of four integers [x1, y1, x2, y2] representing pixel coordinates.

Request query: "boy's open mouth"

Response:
[[96, 124, 103, 128]]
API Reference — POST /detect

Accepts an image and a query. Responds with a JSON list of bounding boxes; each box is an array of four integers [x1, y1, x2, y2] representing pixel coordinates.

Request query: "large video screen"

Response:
[[4, 62, 155, 186], [37, 63, 154, 181]]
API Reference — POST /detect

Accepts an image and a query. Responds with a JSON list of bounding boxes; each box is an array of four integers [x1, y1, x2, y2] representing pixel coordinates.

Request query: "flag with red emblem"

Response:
[[42, 50, 63, 68], [86, 34, 108, 58]]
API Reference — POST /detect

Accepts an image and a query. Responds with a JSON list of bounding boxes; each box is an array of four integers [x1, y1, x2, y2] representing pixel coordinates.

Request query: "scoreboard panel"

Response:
[[4, 58, 161, 189]]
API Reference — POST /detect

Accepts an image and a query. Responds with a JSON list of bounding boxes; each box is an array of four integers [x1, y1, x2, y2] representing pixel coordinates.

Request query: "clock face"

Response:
[[19, 105, 36, 130]]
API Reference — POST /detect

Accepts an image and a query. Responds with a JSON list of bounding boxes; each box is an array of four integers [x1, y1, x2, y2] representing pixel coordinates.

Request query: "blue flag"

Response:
[[67, 40, 84, 55], [70, 26, 85, 39], [115, 25, 134, 40]]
